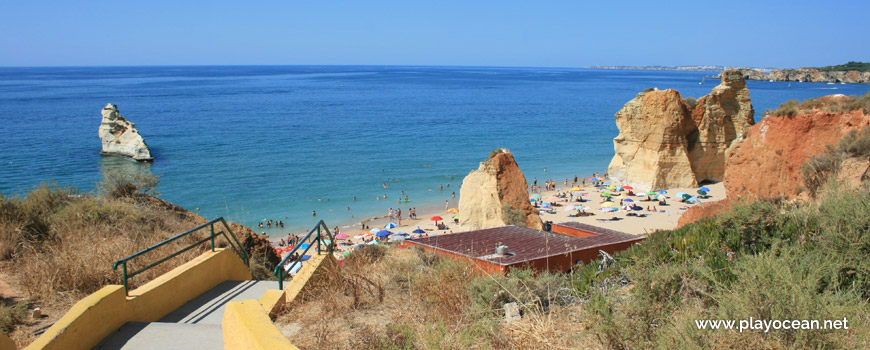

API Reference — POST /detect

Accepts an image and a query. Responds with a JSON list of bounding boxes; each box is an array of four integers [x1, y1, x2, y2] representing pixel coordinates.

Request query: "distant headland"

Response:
[[589, 61, 870, 84]]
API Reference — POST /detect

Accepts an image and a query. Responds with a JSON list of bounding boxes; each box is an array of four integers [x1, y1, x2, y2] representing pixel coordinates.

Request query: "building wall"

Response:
[[550, 224, 597, 238]]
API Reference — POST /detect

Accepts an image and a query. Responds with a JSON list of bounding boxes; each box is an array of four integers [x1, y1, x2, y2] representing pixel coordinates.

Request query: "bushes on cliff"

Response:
[[800, 126, 870, 197], [576, 184, 870, 349], [766, 91, 870, 117]]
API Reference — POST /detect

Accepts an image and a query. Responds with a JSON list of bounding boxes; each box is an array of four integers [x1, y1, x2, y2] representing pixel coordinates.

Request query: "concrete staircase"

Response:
[[94, 280, 281, 350]]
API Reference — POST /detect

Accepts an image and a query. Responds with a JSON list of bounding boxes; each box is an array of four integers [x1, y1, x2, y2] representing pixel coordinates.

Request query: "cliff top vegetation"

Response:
[[765, 91, 870, 117], [818, 61, 870, 72]]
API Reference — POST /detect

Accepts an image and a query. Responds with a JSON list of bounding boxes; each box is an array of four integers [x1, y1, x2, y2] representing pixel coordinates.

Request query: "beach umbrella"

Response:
[[531, 194, 542, 199], [623, 198, 634, 202], [370, 228, 381, 234], [453, 215, 460, 220], [607, 185, 617, 190], [367, 240, 378, 245], [600, 207, 618, 212], [335, 234, 349, 239], [687, 197, 700, 202], [299, 243, 311, 249], [675, 192, 687, 198], [697, 190, 708, 196], [571, 192, 583, 197], [541, 202, 551, 207], [430, 216, 443, 221], [385, 222, 398, 229], [588, 177, 599, 181], [376, 230, 392, 238], [447, 208, 459, 213], [354, 234, 367, 239], [412, 228, 426, 234], [570, 187, 581, 191], [603, 182, 611, 186], [656, 195, 666, 201], [622, 186, 634, 190], [682, 193, 692, 200], [646, 191, 657, 196], [658, 190, 668, 195], [601, 202, 614, 207], [699, 186, 711, 192], [529, 198, 537, 202], [601, 192, 612, 197]]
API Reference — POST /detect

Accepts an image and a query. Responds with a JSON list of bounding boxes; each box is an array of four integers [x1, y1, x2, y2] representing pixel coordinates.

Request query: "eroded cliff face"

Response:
[[99, 103, 153, 161], [459, 150, 543, 230], [608, 69, 754, 190], [724, 107, 870, 200]]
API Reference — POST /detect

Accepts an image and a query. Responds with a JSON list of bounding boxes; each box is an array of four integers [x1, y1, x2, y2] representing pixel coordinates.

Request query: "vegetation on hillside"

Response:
[[801, 126, 870, 196], [764, 91, 870, 117], [818, 61, 870, 72], [0, 171, 273, 346]]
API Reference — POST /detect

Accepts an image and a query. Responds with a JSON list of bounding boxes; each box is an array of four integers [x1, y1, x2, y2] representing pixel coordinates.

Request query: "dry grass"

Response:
[[275, 246, 600, 349], [0, 182, 276, 347]]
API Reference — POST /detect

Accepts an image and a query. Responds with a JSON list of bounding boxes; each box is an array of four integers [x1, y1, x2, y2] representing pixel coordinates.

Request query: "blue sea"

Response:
[[1, 66, 867, 234]]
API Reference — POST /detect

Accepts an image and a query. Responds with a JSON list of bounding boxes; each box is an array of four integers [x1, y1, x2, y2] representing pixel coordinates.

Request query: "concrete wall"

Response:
[[222, 300, 298, 350], [550, 224, 598, 238], [25, 248, 251, 350]]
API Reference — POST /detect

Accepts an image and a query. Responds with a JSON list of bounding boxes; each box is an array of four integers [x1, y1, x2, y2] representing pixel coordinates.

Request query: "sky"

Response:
[[1, 0, 868, 68]]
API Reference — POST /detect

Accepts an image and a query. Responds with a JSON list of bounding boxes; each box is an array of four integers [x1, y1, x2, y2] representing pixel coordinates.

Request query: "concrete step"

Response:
[[160, 280, 281, 325], [93, 322, 223, 350]]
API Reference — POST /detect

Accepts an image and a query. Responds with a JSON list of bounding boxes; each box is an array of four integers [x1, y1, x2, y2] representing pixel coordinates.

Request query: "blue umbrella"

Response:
[[299, 243, 311, 249], [603, 182, 611, 186], [588, 177, 599, 182], [699, 186, 711, 192], [687, 197, 700, 202], [376, 230, 392, 238], [370, 228, 381, 234], [385, 222, 398, 229], [658, 190, 667, 194], [623, 198, 634, 202], [300, 255, 311, 261], [675, 192, 687, 198], [412, 228, 426, 234]]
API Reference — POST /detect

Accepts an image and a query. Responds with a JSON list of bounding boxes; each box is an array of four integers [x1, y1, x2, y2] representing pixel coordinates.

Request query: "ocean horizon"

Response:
[[2, 65, 868, 234]]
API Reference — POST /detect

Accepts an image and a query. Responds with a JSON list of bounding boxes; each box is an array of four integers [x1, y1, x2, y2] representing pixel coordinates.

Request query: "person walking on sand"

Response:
[[445, 200, 449, 210]]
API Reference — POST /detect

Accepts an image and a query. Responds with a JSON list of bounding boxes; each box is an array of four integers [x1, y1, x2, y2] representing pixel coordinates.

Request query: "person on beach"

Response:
[[389, 208, 394, 220], [452, 192, 455, 199], [445, 200, 449, 210], [533, 178, 537, 187], [405, 195, 409, 202], [312, 210, 317, 216]]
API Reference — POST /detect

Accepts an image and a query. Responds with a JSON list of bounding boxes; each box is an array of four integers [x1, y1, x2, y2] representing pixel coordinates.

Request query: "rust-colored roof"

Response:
[[408, 225, 643, 266], [553, 221, 640, 238]]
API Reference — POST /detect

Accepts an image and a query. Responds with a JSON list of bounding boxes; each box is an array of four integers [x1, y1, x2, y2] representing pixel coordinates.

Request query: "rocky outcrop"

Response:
[[608, 69, 755, 190], [99, 103, 153, 161], [459, 149, 543, 230], [724, 107, 870, 199], [738, 68, 870, 84]]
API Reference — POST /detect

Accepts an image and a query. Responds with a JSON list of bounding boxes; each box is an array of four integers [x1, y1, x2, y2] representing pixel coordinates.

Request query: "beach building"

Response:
[[405, 223, 643, 274]]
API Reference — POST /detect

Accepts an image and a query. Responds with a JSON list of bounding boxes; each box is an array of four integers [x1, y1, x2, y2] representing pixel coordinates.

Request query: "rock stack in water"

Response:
[[607, 69, 754, 190], [459, 149, 543, 230], [98, 103, 153, 161]]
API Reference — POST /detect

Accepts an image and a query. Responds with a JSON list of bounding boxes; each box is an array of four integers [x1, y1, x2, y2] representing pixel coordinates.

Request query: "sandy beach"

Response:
[[269, 178, 727, 259]]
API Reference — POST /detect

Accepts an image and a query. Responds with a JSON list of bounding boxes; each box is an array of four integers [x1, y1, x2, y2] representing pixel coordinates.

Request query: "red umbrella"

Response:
[[622, 186, 634, 190], [430, 216, 443, 221]]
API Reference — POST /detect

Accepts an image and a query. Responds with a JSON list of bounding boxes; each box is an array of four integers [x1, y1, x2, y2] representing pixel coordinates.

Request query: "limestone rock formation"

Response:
[[724, 107, 870, 200], [459, 149, 543, 230], [99, 103, 153, 161], [607, 69, 754, 190], [688, 69, 756, 181]]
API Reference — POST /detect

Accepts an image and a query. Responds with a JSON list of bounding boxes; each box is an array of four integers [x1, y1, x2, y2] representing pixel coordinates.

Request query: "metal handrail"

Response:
[[272, 220, 334, 290], [112, 217, 249, 295]]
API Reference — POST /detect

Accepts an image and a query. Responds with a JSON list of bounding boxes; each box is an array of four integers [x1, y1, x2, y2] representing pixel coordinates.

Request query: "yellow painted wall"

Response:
[[25, 248, 250, 350], [222, 300, 298, 350]]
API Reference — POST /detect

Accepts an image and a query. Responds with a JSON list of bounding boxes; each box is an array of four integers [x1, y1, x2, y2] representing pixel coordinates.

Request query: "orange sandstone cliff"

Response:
[[459, 149, 543, 230], [608, 69, 754, 190]]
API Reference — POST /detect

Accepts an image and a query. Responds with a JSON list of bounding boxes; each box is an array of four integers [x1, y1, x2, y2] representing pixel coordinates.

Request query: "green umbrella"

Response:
[[646, 191, 657, 196], [453, 215, 460, 220], [601, 192, 612, 197], [697, 190, 708, 196], [682, 193, 692, 200]]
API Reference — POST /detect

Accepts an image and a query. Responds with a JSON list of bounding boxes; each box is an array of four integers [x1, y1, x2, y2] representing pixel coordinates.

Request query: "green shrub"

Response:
[[501, 204, 527, 227], [98, 169, 160, 198]]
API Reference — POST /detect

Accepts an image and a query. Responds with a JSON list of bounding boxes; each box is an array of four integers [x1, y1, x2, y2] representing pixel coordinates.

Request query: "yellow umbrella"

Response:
[[601, 202, 614, 207], [570, 187, 581, 191], [447, 208, 459, 213]]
